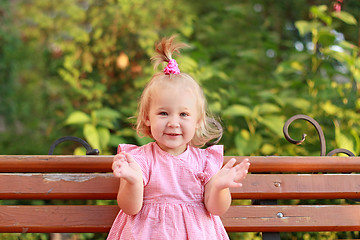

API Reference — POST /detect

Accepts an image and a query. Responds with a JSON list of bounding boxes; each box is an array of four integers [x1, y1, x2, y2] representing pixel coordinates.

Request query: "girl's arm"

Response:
[[204, 158, 250, 216], [112, 152, 144, 215]]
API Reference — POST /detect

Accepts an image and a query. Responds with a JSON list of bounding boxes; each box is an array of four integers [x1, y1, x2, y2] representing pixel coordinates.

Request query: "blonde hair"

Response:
[[136, 35, 222, 147]]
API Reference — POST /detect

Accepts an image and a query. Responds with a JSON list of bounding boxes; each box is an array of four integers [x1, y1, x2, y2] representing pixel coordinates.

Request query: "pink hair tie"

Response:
[[164, 59, 180, 75]]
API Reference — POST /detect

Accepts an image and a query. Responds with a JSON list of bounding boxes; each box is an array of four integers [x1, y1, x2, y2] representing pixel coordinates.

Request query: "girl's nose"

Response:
[[168, 117, 180, 128]]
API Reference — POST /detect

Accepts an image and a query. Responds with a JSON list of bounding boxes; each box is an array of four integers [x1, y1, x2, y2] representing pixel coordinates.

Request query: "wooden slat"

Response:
[[0, 155, 113, 173], [1, 205, 359, 233], [0, 173, 118, 200], [232, 156, 360, 173], [1, 155, 360, 173], [1, 173, 360, 200], [0, 205, 118, 233], [222, 205, 360, 232], [232, 173, 360, 199]]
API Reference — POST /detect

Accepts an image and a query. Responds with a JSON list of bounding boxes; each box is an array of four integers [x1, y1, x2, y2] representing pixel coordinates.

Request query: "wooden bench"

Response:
[[1, 155, 360, 239]]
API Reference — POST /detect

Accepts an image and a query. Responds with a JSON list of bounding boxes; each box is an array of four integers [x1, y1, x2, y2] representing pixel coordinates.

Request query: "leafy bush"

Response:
[[0, 1, 359, 239]]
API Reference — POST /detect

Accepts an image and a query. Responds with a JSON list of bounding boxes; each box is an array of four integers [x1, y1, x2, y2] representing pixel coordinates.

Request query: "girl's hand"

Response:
[[214, 158, 250, 189], [204, 158, 250, 215], [113, 152, 144, 215], [112, 152, 142, 184]]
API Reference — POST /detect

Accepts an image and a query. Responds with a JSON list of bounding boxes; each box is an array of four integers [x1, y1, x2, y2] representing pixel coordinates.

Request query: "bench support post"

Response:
[[253, 199, 280, 240], [262, 232, 281, 240]]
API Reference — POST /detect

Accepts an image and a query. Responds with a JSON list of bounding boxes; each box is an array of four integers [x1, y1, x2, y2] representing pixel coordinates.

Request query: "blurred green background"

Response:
[[0, 0, 359, 239]]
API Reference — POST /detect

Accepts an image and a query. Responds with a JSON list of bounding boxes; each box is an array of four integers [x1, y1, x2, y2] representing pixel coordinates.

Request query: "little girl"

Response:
[[107, 35, 250, 240]]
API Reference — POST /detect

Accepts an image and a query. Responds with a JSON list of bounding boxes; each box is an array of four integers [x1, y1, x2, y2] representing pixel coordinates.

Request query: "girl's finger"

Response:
[[224, 158, 236, 169], [112, 161, 121, 172], [113, 153, 125, 162], [240, 158, 249, 165], [123, 152, 135, 163], [237, 159, 250, 171]]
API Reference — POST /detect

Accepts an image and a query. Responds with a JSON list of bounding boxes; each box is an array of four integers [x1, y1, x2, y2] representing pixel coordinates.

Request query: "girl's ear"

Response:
[[145, 119, 151, 126]]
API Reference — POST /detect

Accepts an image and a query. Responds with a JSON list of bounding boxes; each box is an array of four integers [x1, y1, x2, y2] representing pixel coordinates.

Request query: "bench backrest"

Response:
[[1, 155, 360, 233]]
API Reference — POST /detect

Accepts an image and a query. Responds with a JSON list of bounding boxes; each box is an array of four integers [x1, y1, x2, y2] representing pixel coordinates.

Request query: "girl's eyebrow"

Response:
[[181, 107, 193, 112], [154, 106, 193, 111], [155, 107, 167, 111]]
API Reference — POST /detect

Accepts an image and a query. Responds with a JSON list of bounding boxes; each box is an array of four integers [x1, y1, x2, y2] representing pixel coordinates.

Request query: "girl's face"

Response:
[[145, 85, 199, 156]]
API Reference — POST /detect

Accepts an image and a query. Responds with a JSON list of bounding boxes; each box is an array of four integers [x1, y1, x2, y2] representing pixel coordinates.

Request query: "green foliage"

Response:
[[65, 108, 120, 154], [0, 233, 48, 240], [2, 0, 359, 157], [277, 4, 360, 156], [1, 0, 197, 155], [1, 0, 360, 239]]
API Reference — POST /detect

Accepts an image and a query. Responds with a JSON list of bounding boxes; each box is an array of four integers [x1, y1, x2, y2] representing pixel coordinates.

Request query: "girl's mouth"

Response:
[[166, 133, 181, 136]]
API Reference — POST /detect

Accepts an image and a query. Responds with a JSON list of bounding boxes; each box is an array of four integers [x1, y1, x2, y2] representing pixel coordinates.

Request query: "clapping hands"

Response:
[[215, 158, 250, 189], [112, 152, 142, 184]]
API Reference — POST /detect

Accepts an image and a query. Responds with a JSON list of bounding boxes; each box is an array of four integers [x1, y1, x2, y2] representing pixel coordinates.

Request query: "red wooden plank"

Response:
[[1, 155, 360, 173], [231, 173, 360, 199], [1, 173, 360, 200], [0, 173, 118, 199], [0, 155, 113, 173], [1, 205, 359, 233], [222, 205, 360, 232], [230, 156, 360, 173], [0, 205, 118, 233]]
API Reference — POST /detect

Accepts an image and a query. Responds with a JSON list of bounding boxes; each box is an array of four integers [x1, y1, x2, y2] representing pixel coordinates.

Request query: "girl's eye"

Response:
[[159, 112, 168, 116], [180, 112, 189, 117]]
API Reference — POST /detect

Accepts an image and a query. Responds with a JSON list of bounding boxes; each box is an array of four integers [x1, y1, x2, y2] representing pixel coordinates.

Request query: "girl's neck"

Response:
[[155, 142, 188, 156]]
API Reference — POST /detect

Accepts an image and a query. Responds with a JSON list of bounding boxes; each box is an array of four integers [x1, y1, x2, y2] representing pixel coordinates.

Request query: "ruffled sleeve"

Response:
[[198, 145, 224, 185], [117, 144, 150, 185]]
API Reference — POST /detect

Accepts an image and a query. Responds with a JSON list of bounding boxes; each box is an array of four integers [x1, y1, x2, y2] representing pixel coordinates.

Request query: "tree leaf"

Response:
[[65, 111, 91, 125], [318, 30, 336, 46], [98, 127, 110, 151], [332, 11, 357, 25], [109, 135, 126, 148], [94, 108, 121, 120], [83, 124, 100, 150], [261, 143, 276, 155], [235, 130, 262, 155], [335, 124, 355, 155], [259, 115, 285, 137], [287, 98, 311, 111], [74, 146, 86, 155], [295, 20, 312, 36], [350, 129, 360, 155], [258, 103, 281, 115], [222, 104, 252, 117], [322, 101, 340, 115]]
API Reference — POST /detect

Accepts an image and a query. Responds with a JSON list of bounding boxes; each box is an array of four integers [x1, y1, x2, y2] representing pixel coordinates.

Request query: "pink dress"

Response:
[[107, 142, 229, 240]]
